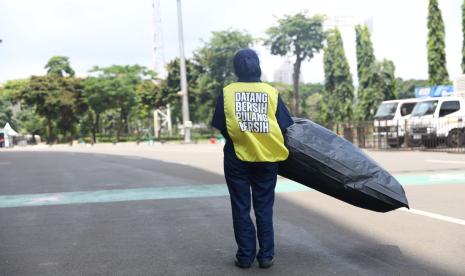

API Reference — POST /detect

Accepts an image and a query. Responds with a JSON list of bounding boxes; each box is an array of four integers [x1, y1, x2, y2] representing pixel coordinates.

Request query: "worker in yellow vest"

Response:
[[211, 48, 293, 269]]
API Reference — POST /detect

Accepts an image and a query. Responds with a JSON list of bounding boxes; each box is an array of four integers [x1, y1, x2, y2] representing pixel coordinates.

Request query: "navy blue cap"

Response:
[[233, 48, 261, 82]]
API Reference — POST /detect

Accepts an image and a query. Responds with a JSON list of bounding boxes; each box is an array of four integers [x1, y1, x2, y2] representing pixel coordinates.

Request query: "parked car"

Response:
[[407, 96, 465, 148], [373, 98, 418, 147]]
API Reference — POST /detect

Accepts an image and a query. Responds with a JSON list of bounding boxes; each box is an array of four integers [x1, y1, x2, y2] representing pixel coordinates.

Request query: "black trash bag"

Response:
[[278, 118, 409, 212]]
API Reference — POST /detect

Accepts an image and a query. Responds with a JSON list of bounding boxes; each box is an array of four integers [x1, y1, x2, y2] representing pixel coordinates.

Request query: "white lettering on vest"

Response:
[[234, 92, 269, 133]]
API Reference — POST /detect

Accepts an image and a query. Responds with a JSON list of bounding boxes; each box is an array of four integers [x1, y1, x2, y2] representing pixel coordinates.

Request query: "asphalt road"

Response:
[[1, 144, 464, 275]]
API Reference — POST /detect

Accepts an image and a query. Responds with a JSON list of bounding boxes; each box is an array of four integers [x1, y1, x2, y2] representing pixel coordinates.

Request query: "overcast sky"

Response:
[[0, 0, 462, 84]]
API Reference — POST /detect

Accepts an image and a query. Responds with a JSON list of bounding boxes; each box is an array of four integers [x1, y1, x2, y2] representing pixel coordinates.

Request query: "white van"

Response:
[[407, 95, 465, 147], [373, 98, 419, 147]]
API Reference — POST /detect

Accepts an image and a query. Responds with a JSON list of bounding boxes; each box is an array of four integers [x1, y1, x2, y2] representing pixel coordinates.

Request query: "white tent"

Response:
[[4, 122, 18, 136], [2, 122, 18, 148]]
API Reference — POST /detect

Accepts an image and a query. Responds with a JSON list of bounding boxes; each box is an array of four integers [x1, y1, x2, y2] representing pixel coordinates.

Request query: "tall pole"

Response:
[[151, 0, 165, 78], [176, 0, 191, 143], [151, 0, 157, 73]]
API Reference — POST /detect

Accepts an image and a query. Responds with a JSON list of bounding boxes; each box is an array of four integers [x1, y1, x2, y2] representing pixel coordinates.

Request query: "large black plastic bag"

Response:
[[278, 118, 409, 212]]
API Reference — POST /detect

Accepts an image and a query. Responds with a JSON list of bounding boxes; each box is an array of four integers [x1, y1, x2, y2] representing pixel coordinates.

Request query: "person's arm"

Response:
[[211, 91, 226, 133], [276, 95, 294, 134]]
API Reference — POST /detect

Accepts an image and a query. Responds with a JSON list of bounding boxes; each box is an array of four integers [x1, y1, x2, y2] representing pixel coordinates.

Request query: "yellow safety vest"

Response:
[[223, 82, 289, 162]]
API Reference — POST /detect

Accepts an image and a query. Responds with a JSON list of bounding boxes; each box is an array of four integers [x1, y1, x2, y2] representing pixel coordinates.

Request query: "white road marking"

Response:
[[28, 195, 63, 204], [399, 208, 465, 226], [428, 173, 465, 182], [424, 159, 465, 165]]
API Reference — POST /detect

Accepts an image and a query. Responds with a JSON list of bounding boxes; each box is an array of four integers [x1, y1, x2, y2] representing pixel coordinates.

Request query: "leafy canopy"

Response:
[[45, 56, 75, 77], [193, 30, 254, 122], [264, 12, 325, 115], [322, 28, 354, 123], [427, 0, 449, 85], [264, 12, 325, 61]]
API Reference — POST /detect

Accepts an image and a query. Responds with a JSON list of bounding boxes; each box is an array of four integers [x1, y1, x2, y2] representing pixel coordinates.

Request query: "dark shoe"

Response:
[[234, 260, 252, 269], [259, 258, 274, 269]]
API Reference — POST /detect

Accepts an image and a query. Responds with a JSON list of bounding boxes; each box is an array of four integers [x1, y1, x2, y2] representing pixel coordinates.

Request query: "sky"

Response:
[[0, 0, 463, 85]]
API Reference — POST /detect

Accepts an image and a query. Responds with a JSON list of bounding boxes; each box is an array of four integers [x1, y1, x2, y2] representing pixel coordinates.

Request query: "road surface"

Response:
[[1, 144, 464, 275]]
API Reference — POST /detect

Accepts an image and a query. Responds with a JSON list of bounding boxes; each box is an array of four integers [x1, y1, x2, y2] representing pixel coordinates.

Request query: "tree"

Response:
[[427, 0, 449, 85], [355, 60, 398, 121], [354, 24, 378, 121], [264, 12, 325, 116], [14, 107, 46, 144], [272, 82, 323, 119], [55, 77, 86, 143], [82, 76, 115, 143], [397, 79, 429, 99], [0, 79, 29, 104], [462, 0, 465, 74], [193, 30, 253, 122], [131, 80, 160, 141], [134, 80, 159, 120], [271, 82, 292, 102], [24, 76, 84, 144], [158, 58, 201, 123], [0, 79, 29, 129], [0, 80, 47, 144], [0, 94, 13, 127], [355, 24, 375, 93], [87, 65, 155, 142], [20, 57, 85, 144], [354, 23, 399, 121], [377, 59, 398, 100], [322, 28, 354, 123], [309, 93, 328, 124], [45, 56, 75, 77], [299, 83, 324, 118]]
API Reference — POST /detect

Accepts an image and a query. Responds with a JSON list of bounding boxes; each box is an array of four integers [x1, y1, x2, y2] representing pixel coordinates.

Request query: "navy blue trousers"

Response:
[[224, 152, 278, 264]]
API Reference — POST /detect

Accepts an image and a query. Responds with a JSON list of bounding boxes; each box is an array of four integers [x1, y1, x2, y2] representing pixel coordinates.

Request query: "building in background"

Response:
[[273, 59, 303, 84], [324, 15, 374, 33]]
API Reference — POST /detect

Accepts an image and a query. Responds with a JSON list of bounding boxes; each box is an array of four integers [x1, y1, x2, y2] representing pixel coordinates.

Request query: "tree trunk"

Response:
[[47, 118, 53, 144], [115, 111, 122, 143], [136, 120, 141, 145], [68, 131, 74, 146], [92, 112, 100, 144], [31, 132, 36, 144], [292, 57, 302, 116], [126, 114, 131, 135]]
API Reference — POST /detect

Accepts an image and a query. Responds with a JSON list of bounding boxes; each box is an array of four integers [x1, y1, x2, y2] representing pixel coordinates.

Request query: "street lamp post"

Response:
[[176, 0, 191, 143]]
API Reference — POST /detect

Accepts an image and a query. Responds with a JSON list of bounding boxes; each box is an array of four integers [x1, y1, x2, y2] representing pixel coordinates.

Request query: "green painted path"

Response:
[[1, 171, 465, 208]]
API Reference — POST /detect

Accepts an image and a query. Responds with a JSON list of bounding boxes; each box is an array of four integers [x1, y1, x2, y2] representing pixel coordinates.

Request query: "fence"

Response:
[[326, 119, 465, 153]]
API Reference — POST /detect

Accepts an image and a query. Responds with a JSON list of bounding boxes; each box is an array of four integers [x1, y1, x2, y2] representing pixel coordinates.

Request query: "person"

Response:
[[211, 48, 293, 269]]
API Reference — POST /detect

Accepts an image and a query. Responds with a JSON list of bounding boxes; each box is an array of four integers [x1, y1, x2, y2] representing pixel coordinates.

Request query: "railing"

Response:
[[325, 119, 465, 153]]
